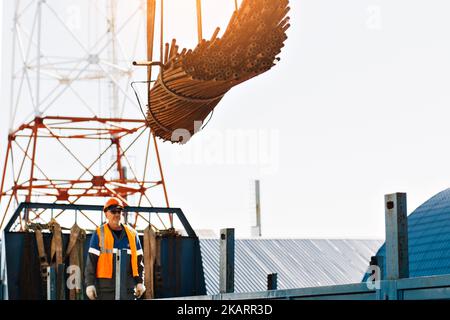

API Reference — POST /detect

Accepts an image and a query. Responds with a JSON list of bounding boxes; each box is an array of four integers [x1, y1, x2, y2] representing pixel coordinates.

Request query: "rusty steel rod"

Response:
[[144, 0, 290, 143]]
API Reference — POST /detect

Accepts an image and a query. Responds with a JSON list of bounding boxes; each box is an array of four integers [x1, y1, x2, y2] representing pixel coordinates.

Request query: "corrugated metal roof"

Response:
[[364, 188, 450, 280], [199, 238, 382, 295]]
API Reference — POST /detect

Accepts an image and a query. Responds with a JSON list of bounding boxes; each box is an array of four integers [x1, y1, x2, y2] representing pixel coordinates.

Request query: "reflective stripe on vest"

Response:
[[96, 224, 139, 278], [123, 225, 139, 278]]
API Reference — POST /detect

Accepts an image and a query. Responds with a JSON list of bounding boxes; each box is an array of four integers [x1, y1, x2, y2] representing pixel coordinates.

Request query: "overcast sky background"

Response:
[[1, 0, 450, 239]]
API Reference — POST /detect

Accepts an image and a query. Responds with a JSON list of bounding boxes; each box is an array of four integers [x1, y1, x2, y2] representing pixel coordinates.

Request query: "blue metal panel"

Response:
[[5, 232, 72, 299], [171, 282, 376, 300], [170, 274, 450, 300], [155, 234, 206, 298], [402, 287, 450, 300], [5, 232, 38, 299], [297, 293, 375, 300]]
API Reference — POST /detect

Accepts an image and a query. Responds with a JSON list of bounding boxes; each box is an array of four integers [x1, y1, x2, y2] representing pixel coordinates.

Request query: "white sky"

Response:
[[1, 0, 450, 240]]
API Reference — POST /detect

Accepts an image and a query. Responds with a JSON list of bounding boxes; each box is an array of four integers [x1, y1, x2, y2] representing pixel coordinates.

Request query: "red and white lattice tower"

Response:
[[0, 0, 172, 231]]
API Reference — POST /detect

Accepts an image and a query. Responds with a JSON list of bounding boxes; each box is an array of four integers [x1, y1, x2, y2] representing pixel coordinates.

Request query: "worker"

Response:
[[84, 197, 146, 300]]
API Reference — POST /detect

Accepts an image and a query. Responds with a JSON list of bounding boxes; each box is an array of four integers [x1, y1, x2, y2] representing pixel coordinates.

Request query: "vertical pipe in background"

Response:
[[146, 0, 156, 83], [160, 0, 164, 63], [255, 180, 261, 237]]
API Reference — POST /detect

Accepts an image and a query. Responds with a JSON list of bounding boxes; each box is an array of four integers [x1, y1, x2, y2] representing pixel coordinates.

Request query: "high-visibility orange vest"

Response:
[[96, 223, 139, 278]]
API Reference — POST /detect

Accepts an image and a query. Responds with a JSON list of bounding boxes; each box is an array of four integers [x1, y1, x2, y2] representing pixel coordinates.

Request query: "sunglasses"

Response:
[[109, 209, 123, 215]]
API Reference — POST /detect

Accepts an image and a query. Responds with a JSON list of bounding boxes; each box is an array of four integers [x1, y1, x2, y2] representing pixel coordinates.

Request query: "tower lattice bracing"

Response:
[[0, 0, 172, 232]]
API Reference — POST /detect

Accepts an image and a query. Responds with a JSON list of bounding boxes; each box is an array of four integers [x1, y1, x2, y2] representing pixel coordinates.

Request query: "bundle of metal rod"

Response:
[[148, 0, 290, 143]]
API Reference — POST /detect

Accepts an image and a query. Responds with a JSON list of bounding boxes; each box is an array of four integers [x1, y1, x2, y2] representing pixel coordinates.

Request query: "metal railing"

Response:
[[3, 202, 196, 237]]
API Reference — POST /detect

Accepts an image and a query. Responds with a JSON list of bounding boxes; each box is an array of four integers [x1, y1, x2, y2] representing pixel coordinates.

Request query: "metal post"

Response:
[[370, 256, 378, 267], [219, 228, 235, 294], [115, 249, 128, 300], [385, 193, 409, 281], [370, 255, 384, 280], [57, 264, 66, 300], [47, 266, 56, 300], [0, 256, 4, 300], [115, 251, 120, 300], [267, 273, 277, 290], [0, 231, 8, 300], [120, 249, 128, 299]]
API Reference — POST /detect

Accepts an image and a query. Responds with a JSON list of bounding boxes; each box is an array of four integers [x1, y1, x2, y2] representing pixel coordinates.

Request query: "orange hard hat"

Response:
[[103, 197, 124, 212]]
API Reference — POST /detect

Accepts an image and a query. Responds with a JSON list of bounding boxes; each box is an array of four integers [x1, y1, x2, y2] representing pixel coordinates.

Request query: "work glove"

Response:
[[86, 285, 97, 300], [135, 283, 146, 298]]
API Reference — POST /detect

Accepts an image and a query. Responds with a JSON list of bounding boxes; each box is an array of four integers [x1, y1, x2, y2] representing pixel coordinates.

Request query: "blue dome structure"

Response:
[[366, 188, 450, 280]]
